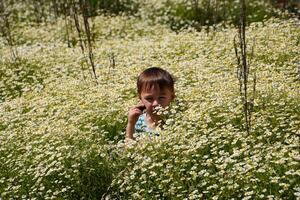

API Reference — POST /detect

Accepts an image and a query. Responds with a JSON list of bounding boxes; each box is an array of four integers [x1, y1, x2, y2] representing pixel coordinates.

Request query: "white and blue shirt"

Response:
[[134, 113, 159, 137]]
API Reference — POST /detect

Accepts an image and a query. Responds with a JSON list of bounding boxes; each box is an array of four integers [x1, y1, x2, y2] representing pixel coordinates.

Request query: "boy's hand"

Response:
[[126, 101, 145, 139], [127, 102, 145, 125]]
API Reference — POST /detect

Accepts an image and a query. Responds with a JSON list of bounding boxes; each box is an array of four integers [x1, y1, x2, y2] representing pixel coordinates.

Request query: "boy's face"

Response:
[[139, 86, 174, 115]]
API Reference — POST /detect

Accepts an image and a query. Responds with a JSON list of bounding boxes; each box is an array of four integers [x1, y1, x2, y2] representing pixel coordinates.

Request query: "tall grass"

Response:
[[0, 6, 299, 200]]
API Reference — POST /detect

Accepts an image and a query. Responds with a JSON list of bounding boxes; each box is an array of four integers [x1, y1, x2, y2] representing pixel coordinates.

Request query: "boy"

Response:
[[126, 67, 175, 140]]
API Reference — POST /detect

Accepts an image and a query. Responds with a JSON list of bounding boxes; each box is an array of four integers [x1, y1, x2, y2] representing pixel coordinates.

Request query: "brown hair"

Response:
[[137, 67, 175, 98]]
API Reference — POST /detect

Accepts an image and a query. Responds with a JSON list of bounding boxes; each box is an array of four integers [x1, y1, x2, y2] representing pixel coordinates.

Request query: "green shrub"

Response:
[[0, 59, 45, 102], [138, 0, 280, 31], [91, 0, 139, 15], [0, 15, 299, 199]]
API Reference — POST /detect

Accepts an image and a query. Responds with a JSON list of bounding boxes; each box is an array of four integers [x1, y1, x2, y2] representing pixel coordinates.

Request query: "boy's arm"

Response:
[[126, 102, 144, 140], [125, 122, 135, 140]]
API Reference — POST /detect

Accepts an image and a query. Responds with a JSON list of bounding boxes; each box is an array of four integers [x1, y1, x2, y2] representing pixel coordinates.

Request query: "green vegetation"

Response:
[[0, 0, 299, 199]]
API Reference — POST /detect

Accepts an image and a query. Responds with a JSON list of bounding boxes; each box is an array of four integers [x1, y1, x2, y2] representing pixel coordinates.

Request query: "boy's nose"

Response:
[[152, 100, 159, 107]]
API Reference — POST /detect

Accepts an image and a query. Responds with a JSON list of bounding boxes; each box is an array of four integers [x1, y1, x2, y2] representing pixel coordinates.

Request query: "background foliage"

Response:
[[0, 0, 300, 199]]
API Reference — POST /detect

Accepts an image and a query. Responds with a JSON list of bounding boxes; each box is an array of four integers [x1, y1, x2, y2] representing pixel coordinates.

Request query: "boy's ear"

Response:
[[171, 93, 176, 100]]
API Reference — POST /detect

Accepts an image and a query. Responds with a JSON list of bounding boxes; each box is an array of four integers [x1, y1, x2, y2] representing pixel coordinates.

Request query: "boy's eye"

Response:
[[159, 96, 166, 99], [146, 97, 153, 101]]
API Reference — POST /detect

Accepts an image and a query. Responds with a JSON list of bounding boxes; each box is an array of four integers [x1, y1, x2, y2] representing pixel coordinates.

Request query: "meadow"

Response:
[[0, 1, 300, 199]]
